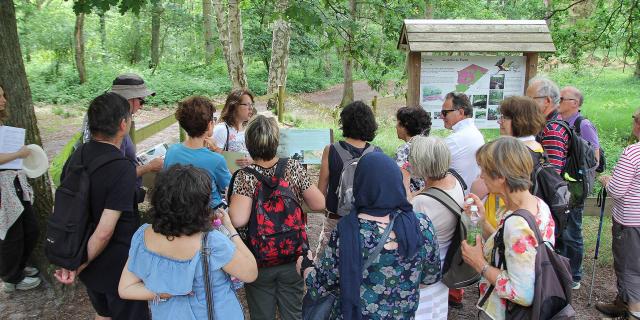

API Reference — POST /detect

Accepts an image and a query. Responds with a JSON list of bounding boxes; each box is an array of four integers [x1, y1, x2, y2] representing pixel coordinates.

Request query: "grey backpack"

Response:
[[334, 142, 375, 217], [420, 187, 481, 289]]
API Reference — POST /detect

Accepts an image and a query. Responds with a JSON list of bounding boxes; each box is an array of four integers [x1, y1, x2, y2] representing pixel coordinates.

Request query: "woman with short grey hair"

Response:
[[409, 136, 463, 320]]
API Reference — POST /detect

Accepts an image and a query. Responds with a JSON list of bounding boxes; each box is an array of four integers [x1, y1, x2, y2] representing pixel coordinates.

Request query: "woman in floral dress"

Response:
[[299, 152, 441, 319], [394, 106, 431, 198]]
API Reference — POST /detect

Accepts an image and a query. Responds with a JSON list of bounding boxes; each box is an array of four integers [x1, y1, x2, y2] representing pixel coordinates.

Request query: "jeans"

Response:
[[558, 205, 584, 282]]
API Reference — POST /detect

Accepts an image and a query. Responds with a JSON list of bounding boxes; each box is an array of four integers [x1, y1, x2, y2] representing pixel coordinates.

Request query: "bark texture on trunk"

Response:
[[150, 0, 162, 68], [0, 0, 54, 285], [340, 0, 356, 107], [267, 0, 290, 95], [74, 13, 86, 84], [213, 0, 233, 82], [130, 14, 142, 65], [203, 0, 215, 64], [635, 54, 640, 78], [228, 0, 248, 89]]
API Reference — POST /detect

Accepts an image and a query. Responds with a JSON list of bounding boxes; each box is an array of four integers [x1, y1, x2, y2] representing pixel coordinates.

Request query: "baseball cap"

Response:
[[110, 73, 156, 100]]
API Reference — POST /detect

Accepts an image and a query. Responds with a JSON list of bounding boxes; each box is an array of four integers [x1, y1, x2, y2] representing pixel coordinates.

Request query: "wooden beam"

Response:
[[523, 52, 539, 93], [406, 24, 550, 34], [407, 32, 553, 43], [406, 51, 421, 108], [409, 42, 556, 52], [404, 19, 548, 25], [133, 114, 178, 144]]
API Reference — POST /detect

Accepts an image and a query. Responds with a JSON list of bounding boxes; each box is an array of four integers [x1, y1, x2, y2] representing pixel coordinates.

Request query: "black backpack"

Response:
[[529, 150, 570, 241], [480, 209, 576, 320], [574, 116, 605, 173], [45, 144, 127, 270], [549, 120, 597, 205], [419, 187, 480, 289]]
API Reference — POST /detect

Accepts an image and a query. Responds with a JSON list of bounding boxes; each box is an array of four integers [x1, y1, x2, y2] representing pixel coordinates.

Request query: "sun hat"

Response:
[[110, 73, 156, 100], [22, 144, 49, 178]]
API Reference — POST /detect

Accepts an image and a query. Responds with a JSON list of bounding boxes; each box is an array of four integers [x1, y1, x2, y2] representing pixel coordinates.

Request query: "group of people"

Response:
[[0, 71, 638, 320]]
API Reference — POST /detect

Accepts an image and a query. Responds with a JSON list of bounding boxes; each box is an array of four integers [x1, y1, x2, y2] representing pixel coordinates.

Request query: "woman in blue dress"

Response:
[[118, 164, 257, 319]]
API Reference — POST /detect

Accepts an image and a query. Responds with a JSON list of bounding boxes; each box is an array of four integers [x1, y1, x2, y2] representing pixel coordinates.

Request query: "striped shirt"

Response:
[[539, 112, 569, 174], [607, 143, 640, 226]]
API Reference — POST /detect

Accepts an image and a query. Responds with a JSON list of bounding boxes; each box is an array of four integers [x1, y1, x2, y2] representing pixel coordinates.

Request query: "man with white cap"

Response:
[[79, 74, 163, 201]]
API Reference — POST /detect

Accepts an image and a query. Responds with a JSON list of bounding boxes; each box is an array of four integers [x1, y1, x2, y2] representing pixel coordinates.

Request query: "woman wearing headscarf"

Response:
[[298, 152, 441, 319]]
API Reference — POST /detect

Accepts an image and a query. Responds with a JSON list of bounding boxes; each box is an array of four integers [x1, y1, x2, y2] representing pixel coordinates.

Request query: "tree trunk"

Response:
[[98, 11, 107, 62], [424, 0, 433, 18], [635, 54, 640, 78], [213, 0, 233, 81], [73, 13, 86, 84], [203, 0, 215, 64], [228, 0, 248, 89], [543, 0, 552, 25], [0, 0, 54, 287], [267, 0, 290, 95], [130, 14, 142, 65], [150, 0, 162, 69], [340, 0, 356, 108]]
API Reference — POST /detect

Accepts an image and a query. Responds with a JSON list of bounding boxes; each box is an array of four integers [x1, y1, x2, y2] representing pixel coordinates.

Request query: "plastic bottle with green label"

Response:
[[466, 198, 481, 246]]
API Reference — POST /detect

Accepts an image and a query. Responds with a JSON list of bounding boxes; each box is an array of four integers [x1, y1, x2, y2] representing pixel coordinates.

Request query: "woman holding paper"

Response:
[[164, 96, 231, 209], [210, 89, 254, 168], [0, 85, 41, 292]]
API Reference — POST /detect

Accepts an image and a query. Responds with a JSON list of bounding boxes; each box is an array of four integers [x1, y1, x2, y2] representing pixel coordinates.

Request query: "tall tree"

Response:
[[203, 0, 215, 64], [0, 0, 54, 282], [150, 0, 163, 68], [98, 10, 107, 60], [267, 0, 291, 95], [213, 0, 233, 77], [130, 14, 142, 64], [73, 12, 86, 83], [228, 0, 248, 89], [339, 0, 356, 108]]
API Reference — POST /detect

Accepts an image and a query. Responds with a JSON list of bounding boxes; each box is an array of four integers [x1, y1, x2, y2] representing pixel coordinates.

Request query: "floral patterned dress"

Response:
[[305, 213, 441, 319], [395, 140, 425, 193], [477, 197, 556, 320]]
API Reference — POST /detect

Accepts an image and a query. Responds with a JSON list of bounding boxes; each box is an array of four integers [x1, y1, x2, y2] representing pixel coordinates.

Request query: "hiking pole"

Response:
[[588, 187, 607, 306]]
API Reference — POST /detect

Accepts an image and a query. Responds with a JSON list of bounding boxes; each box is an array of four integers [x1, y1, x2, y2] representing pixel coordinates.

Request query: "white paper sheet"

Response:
[[0, 126, 26, 170]]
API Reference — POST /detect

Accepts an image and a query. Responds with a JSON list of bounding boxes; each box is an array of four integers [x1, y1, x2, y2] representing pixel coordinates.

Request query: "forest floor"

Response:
[[0, 82, 621, 319]]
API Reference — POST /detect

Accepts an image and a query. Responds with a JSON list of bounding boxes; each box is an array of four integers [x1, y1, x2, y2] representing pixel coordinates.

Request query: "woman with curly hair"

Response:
[[394, 106, 432, 198], [316, 101, 382, 255], [164, 96, 231, 209], [119, 164, 257, 319], [211, 89, 255, 168]]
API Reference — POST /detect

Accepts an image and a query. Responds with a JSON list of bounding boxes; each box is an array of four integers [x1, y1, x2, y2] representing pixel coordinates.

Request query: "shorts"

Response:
[[86, 287, 150, 320]]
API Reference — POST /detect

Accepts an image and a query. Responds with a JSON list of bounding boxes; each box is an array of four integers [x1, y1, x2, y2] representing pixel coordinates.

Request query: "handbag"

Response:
[[202, 232, 215, 320], [302, 214, 397, 320]]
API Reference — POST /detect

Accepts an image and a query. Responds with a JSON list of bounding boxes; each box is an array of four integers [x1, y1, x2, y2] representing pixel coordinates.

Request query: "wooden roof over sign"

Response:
[[398, 19, 556, 53]]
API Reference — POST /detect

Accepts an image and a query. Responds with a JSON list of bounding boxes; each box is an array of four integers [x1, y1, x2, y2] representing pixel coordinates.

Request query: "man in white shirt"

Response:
[[441, 92, 485, 194]]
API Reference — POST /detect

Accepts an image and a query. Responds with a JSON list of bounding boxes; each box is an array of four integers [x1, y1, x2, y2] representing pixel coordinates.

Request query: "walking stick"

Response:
[[588, 187, 607, 306]]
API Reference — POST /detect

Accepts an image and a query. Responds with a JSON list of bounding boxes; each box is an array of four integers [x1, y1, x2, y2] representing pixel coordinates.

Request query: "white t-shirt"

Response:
[[411, 179, 464, 253], [212, 123, 248, 154], [445, 118, 485, 194]]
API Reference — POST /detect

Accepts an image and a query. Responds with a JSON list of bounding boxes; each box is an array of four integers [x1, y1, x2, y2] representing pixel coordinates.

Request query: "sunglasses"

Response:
[[440, 109, 458, 117]]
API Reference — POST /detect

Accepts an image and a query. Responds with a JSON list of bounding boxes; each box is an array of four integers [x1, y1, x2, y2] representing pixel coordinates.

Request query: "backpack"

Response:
[[549, 120, 597, 205], [333, 142, 375, 216], [45, 144, 127, 270], [480, 209, 576, 320], [574, 116, 605, 173], [242, 158, 309, 267], [420, 187, 480, 289], [529, 150, 571, 240]]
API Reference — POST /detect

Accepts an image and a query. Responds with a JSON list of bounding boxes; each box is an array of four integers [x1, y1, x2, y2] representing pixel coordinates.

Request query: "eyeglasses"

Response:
[[560, 97, 577, 102], [239, 103, 254, 108], [440, 109, 458, 117]]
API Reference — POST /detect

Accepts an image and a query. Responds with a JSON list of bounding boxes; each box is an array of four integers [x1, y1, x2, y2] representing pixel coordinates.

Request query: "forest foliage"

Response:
[[12, 0, 640, 106]]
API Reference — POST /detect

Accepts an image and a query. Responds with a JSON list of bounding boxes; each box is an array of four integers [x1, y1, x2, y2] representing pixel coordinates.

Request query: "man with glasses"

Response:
[[440, 91, 485, 309], [78, 74, 164, 201], [556, 85, 601, 290], [525, 76, 569, 175]]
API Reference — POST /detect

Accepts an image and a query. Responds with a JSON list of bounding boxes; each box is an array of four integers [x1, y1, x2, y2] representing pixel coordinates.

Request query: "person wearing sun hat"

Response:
[[77, 74, 163, 202]]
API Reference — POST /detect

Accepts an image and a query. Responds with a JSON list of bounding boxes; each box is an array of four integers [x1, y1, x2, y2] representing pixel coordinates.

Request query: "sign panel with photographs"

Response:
[[420, 55, 527, 129], [277, 129, 331, 165]]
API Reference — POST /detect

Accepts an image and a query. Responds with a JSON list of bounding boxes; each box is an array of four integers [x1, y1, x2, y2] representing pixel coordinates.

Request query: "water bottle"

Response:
[[466, 198, 481, 246]]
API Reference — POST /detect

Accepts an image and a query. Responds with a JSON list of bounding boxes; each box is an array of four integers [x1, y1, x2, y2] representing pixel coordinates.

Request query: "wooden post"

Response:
[[371, 95, 378, 116], [129, 120, 137, 144], [523, 52, 539, 93], [406, 51, 421, 107], [278, 85, 285, 123]]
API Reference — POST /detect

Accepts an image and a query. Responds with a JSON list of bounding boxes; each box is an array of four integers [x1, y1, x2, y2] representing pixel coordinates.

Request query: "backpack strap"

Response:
[[223, 123, 230, 151], [363, 213, 397, 269], [419, 187, 464, 219], [333, 142, 375, 163], [201, 232, 215, 320], [79, 143, 127, 175], [274, 157, 289, 180], [447, 168, 467, 191], [573, 115, 584, 136]]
